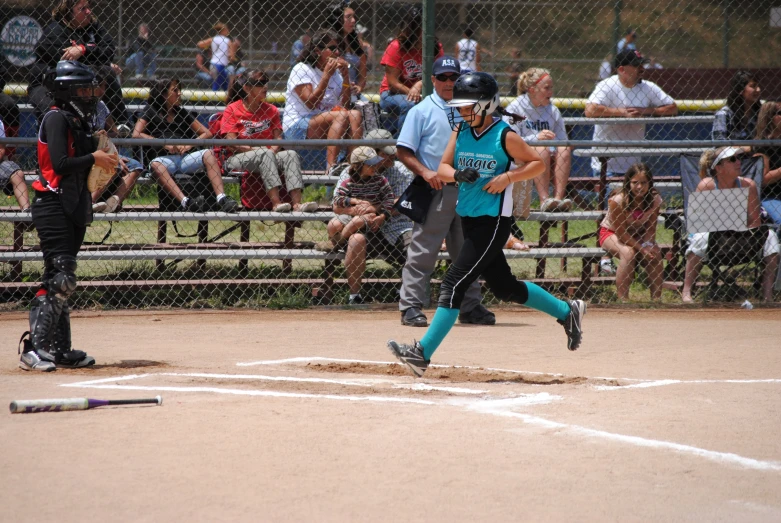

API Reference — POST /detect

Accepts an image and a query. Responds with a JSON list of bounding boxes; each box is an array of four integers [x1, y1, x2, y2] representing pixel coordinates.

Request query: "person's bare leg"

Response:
[[308, 112, 349, 169], [325, 112, 350, 168], [603, 235, 635, 300], [345, 233, 368, 294], [533, 146, 551, 202], [202, 150, 226, 195], [682, 252, 703, 303], [151, 163, 185, 202], [114, 170, 142, 202], [9, 170, 30, 210], [762, 253, 779, 301], [326, 217, 346, 242], [553, 146, 572, 201], [643, 248, 664, 301], [340, 215, 370, 241], [267, 186, 283, 207], [348, 109, 363, 139], [289, 188, 303, 208]]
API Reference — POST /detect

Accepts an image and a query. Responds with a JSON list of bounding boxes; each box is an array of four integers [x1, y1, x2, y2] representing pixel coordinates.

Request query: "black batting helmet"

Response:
[[446, 72, 501, 129], [45, 60, 99, 120]]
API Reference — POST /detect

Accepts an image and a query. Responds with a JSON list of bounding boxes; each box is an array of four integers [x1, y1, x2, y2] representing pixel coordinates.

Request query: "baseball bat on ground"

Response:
[[9, 396, 162, 414]]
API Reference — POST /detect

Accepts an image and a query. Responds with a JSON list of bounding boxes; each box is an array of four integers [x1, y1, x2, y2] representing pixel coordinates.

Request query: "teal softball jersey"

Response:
[[454, 118, 514, 218]]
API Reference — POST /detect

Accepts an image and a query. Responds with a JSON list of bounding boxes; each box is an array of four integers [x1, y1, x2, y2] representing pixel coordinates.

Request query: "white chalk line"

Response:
[[594, 378, 781, 391], [461, 396, 781, 473], [60, 371, 781, 473], [62, 372, 488, 396], [63, 383, 438, 405]]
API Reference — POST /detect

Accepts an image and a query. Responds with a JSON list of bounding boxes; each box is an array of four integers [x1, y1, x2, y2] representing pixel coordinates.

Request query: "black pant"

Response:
[[437, 215, 529, 309], [32, 192, 86, 284], [29, 73, 129, 124]]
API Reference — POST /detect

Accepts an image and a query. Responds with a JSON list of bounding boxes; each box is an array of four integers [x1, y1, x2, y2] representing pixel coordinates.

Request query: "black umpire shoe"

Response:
[[401, 307, 428, 327], [558, 299, 586, 351], [387, 339, 429, 377], [458, 304, 496, 325]]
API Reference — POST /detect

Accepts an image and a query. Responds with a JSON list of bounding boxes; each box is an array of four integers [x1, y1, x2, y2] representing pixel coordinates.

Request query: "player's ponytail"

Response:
[[496, 106, 526, 125]]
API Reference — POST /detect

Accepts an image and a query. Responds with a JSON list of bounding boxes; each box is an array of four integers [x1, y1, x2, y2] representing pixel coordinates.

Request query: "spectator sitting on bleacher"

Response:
[[327, 3, 367, 97], [504, 67, 573, 212], [712, 71, 762, 145], [327, 146, 395, 249], [220, 70, 317, 213], [598, 163, 663, 301], [0, 117, 30, 211], [194, 48, 213, 89], [378, 7, 444, 135], [132, 78, 238, 212], [27, 0, 129, 125], [681, 147, 779, 303], [290, 30, 312, 66], [283, 29, 362, 174], [124, 23, 157, 79], [331, 131, 416, 304], [317, 146, 396, 304], [89, 76, 143, 213], [197, 22, 237, 91], [752, 102, 781, 225]]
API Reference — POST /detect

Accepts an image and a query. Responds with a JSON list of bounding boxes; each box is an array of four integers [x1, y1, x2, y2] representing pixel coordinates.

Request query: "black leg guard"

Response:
[[28, 293, 63, 360], [51, 301, 95, 368]]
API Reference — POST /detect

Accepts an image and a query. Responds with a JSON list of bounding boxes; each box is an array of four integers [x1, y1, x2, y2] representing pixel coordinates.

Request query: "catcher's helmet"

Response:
[[446, 72, 501, 130], [45, 60, 99, 121]]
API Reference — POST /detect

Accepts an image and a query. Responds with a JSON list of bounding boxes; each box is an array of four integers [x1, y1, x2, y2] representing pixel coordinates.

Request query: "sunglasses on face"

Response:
[[321, 44, 340, 52], [720, 156, 740, 164], [435, 73, 460, 82]]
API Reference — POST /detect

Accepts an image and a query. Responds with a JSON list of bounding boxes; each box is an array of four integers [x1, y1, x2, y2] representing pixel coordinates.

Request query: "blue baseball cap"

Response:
[[433, 56, 461, 76]]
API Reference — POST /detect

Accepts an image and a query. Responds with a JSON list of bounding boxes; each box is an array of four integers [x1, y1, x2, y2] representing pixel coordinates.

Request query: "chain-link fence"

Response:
[[1, 0, 781, 309]]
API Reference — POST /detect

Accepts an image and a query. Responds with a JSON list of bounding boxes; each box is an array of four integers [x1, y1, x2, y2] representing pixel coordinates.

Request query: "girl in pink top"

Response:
[[598, 163, 663, 301]]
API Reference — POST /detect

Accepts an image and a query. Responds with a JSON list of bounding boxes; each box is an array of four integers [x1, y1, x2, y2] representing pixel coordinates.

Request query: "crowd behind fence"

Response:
[[2, 0, 781, 309]]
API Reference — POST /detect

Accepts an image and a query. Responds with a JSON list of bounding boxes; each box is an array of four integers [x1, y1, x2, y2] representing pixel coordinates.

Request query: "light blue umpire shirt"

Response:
[[396, 90, 462, 172]]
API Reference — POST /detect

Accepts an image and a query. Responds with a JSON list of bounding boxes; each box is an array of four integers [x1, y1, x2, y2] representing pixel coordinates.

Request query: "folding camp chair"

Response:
[[679, 153, 766, 300]]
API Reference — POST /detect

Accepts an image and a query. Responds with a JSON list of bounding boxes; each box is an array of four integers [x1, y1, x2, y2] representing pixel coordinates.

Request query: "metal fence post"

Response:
[[422, 0, 436, 97]]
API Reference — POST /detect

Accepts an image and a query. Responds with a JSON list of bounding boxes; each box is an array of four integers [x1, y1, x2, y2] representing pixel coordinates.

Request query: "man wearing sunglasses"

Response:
[[396, 56, 495, 327]]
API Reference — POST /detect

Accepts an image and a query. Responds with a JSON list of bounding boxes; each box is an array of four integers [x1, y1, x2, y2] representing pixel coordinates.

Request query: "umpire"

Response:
[[19, 61, 118, 372], [396, 57, 495, 327]]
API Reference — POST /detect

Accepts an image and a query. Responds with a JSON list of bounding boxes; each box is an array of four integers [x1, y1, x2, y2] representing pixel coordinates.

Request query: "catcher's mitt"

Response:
[[87, 132, 118, 193]]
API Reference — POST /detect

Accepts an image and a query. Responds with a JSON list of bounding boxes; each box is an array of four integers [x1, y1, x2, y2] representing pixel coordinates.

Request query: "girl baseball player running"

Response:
[[387, 72, 586, 377]]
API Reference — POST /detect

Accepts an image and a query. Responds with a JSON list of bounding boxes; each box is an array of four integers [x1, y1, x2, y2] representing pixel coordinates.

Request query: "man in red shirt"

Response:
[[221, 70, 317, 212]]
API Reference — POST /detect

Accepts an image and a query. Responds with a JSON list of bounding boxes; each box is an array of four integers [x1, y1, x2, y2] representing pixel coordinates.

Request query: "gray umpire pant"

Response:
[[399, 184, 482, 313]]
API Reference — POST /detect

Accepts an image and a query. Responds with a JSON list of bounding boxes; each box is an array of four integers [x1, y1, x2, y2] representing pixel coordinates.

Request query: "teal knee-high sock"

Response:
[[524, 282, 571, 321], [419, 307, 460, 360]]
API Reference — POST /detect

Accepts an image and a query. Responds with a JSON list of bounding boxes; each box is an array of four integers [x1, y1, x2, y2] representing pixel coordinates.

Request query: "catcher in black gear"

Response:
[[19, 60, 118, 372]]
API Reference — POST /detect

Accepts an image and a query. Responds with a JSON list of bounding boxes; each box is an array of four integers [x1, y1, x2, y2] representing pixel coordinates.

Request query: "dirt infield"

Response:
[[1, 307, 780, 522]]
